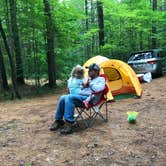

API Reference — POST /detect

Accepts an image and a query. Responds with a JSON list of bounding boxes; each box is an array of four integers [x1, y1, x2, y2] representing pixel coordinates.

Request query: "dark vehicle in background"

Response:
[[127, 49, 163, 77]]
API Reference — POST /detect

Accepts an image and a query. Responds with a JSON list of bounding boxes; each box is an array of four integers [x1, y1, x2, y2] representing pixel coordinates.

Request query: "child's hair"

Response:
[[71, 65, 84, 79]]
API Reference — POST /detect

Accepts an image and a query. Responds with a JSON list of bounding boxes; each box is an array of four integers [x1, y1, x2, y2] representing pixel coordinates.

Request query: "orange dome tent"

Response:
[[83, 55, 142, 101]]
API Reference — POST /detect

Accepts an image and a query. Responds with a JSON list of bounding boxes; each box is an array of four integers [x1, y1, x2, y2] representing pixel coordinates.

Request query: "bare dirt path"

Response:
[[0, 77, 166, 166]]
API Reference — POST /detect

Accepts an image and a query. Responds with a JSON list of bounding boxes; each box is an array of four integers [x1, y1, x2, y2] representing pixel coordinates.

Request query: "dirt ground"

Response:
[[0, 76, 166, 166]]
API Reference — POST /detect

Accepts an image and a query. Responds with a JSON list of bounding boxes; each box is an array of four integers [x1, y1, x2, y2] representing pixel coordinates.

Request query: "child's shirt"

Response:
[[67, 77, 84, 94]]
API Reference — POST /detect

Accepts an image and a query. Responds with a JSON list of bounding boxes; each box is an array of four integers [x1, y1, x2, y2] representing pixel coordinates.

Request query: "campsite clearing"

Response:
[[0, 76, 166, 165]]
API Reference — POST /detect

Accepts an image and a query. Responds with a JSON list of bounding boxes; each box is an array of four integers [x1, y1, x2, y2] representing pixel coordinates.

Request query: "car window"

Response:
[[129, 54, 144, 60], [129, 52, 153, 61], [144, 52, 152, 59], [128, 54, 140, 61]]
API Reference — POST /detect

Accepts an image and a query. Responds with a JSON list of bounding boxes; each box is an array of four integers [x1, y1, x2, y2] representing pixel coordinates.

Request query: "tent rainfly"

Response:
[[83, 55, 142, 101]]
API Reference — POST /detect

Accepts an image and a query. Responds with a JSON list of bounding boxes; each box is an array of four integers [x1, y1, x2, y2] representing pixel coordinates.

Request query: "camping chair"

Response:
[[74, 74, 109, 127]]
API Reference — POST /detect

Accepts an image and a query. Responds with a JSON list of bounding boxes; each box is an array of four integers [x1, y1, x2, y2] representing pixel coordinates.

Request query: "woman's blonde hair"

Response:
[[71, 65, 84, 79]]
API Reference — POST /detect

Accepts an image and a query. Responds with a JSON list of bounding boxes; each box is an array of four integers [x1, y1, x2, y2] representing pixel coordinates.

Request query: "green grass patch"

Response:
[[114, 93, 136, 100]]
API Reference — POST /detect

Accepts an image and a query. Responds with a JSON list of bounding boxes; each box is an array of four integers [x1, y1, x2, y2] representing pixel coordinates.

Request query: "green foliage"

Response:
[[0, 0, 166, 98]]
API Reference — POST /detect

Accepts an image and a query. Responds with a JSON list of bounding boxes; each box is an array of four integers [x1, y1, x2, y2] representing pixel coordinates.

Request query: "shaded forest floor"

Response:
[[0, 76, 166, 166]]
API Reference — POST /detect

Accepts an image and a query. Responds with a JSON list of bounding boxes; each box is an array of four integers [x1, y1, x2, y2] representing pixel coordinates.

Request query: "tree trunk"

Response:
[[85, 0, 90, 58], [163, 0, 166, 47], [151, 0, 157, 48], [139, 31, 143, 50], [0, 46, 9, 90], [32, 26, 40, 87], [97, 0, 104, 47], [0, 19, 21, 99], [9, 0, 24, 84], [130, 27, 135, 51], [4, 0, 15, 58], [90, 0, 96, 55], [43, 0, 56, 88]]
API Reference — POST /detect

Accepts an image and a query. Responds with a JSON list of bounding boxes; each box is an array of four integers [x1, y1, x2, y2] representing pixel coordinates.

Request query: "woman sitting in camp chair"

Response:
[[50, 63, 106, 135]]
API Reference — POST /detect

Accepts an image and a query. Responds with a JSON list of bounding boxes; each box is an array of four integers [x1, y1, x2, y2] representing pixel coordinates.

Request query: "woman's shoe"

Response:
[[49, 120, 65, 131], [60, 121, 73, 135]]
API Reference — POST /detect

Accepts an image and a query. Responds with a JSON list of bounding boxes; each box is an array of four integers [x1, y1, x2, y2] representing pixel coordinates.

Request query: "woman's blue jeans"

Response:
[[55, 94, 88, 122]]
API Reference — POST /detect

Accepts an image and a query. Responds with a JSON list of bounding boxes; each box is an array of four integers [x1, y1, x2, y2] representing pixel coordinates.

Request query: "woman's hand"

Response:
[[82, 78, 91, 87]]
